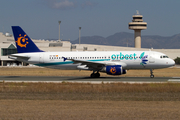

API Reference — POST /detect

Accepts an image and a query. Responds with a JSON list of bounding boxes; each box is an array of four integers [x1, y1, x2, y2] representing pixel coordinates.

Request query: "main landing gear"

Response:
[[90, 71, 100, 78], [150, 69, 154, 78]]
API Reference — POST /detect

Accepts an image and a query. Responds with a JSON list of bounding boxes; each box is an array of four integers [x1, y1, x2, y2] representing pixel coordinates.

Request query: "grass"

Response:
[[0, 82, 180, 101], [0, 100, 180, 120]]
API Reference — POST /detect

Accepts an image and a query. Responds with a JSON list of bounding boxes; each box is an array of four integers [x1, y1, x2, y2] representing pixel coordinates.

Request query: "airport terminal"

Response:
[[0, 11, 180, 66]]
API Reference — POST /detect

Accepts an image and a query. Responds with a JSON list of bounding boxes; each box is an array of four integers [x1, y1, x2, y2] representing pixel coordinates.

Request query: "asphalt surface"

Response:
[[0, 76, 180, 83]]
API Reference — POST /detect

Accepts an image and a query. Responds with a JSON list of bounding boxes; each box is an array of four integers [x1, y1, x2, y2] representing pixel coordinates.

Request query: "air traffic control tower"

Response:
[[129, 11, 147, 48]]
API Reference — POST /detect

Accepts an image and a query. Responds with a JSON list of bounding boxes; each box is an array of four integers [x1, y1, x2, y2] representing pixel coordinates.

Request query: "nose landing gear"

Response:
[[150, 69, 154, 78]]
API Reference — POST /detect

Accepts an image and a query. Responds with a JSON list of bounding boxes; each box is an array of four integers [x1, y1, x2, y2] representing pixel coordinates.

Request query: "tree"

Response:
[[174, 57, 180, 65]]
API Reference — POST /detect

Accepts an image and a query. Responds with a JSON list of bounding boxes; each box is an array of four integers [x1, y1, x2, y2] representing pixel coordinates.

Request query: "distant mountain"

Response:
[[71, 32, 180, 49], [71, 36, 108, 46]]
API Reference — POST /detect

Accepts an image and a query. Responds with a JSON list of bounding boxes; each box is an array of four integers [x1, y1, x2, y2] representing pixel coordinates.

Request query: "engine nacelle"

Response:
[[101, 65, 126, 75]]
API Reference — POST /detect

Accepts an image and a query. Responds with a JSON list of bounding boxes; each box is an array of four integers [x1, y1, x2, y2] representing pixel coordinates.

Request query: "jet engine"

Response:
[[101, 65, 126, 75]]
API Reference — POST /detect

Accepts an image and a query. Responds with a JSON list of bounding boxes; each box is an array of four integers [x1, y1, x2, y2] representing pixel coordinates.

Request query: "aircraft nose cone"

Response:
[[169, 59, 175, 66], [172, 60, 175, 66]]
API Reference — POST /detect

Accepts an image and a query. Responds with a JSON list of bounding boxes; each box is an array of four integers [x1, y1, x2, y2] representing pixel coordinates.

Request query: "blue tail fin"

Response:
[[12, 26, 43, 53]]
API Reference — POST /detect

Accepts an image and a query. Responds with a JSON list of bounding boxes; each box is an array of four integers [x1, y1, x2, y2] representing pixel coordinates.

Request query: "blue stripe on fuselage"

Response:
[[35, 59, 110, 67]]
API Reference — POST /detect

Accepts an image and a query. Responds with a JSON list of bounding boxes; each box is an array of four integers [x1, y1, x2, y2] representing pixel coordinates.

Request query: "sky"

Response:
[[0, 0, 180, 41]]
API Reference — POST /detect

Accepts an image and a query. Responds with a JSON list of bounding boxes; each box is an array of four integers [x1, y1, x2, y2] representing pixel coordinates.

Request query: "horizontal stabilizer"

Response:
[[9, 54, 30, 61]]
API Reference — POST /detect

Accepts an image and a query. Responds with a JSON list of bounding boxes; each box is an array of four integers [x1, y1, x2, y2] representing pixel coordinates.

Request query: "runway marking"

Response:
[[168, 79, 180, 82]]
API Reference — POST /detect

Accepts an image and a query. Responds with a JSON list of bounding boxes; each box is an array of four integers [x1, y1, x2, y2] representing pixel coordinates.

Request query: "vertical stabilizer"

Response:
[[12, 26, 43, 53]]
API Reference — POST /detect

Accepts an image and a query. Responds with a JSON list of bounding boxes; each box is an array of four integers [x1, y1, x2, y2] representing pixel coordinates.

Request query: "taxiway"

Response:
[[0, 76, 180, 83]]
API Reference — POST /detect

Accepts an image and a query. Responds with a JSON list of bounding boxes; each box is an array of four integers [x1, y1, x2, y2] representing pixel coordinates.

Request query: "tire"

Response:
[[95, 73, 100, 78], [150, 75, 154, 78], [91, 73, 95, 78]]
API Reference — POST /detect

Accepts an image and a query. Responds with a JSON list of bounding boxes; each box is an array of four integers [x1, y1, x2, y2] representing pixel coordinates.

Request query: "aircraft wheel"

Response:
[[95, 72, 100, 78], [90, 72, 100, 78], [90, 73, 96, 78], [150, 75, 154, 78]]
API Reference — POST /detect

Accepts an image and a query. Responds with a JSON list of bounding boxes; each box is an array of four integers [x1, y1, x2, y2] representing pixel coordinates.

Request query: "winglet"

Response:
[[12, 26, 43, 53]]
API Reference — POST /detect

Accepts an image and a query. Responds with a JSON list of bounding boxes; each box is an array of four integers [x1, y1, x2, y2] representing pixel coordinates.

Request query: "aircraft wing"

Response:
[[70, 59, 127, 70]]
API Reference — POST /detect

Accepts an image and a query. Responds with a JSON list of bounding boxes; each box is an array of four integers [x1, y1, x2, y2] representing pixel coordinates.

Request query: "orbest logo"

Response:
[[111, 52, 145, 60]]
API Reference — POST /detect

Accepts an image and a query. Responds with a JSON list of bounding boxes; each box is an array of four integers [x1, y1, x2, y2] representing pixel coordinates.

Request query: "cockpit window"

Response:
[[160, 55, 169, 58]]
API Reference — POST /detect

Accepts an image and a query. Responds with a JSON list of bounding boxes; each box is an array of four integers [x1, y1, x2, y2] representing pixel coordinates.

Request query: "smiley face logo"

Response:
[[110, 67, 116, 74], [16, 34, 29, 48]]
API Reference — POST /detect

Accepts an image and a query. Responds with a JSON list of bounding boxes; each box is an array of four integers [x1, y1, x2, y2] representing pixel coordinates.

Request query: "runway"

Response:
[[0, 76, 180, 83]]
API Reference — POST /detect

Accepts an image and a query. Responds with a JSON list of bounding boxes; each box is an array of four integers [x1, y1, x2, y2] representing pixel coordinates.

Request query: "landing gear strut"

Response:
[[150, 69, 154, 78], [90, 71, 100, 78]]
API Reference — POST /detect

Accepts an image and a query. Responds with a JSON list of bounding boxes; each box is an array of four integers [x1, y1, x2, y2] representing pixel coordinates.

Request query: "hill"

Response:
[[71, 32, 180, 49]]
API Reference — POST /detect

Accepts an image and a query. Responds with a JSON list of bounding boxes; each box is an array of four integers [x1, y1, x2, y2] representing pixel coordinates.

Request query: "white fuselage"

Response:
[[12, 51, 175, 70]]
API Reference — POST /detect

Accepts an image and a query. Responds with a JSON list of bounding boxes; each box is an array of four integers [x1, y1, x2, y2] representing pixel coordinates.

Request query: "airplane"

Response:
[[9, 26, 175, 78]]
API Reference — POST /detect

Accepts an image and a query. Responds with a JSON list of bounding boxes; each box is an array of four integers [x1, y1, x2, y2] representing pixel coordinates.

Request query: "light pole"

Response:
[[79, 27, 81, 45], [58, 21, 61, 41]]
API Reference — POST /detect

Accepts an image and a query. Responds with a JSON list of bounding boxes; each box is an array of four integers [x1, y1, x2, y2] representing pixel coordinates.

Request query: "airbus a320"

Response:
[[9, 26, 175, 78]]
